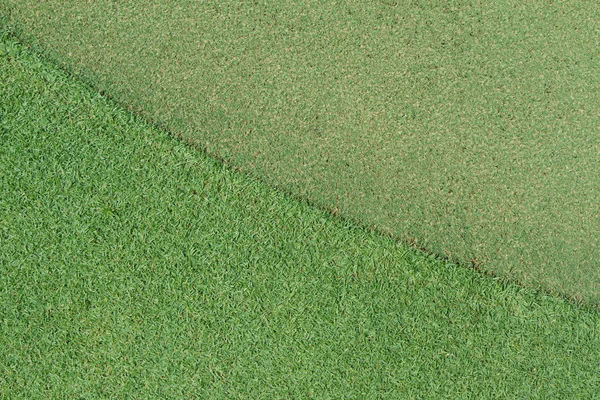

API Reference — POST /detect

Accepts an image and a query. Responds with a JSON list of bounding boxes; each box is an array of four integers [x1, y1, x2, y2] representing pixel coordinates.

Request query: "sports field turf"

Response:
[[1, 1, 599, 303], [2, 29, 600, 398]]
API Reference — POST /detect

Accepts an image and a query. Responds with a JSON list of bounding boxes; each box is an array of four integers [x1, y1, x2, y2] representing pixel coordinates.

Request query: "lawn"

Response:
[[1, 29, 600, 398], [1, 0, 599, 303]]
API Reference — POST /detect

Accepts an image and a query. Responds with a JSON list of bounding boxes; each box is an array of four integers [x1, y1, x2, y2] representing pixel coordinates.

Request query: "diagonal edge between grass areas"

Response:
[[1, 0, 600, 304], [1, 27, 600, 399], [0, 6, 597, 311]]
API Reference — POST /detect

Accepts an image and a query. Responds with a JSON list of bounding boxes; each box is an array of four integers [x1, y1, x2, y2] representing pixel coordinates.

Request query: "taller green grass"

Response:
[[1, 0, 599, 302], [1, 30, 600, 398]]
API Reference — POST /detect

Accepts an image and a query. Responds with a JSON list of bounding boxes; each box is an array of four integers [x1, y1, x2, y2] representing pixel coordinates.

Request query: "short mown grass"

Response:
[[2, 0, 599, 302], [1, 30, 599, 399]]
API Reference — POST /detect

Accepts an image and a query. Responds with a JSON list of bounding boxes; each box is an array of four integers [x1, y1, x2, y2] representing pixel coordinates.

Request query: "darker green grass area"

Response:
[[1, 0, 599, 302], [2, 29, 600, 399], [1, 30, 600, 398]]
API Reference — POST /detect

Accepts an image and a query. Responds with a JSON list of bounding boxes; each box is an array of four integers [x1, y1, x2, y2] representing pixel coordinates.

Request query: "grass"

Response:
[[2, 29, 600, 399], [1, 0, 599, 303]]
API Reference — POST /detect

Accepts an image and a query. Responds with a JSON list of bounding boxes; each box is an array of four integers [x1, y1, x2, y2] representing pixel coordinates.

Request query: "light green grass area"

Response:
[[1, 0, 599, 302], [1, 30, 600, 399]]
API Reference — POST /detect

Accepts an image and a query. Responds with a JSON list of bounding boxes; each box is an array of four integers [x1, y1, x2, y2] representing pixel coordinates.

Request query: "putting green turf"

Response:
[[1, 28, 600, 398], [2, 1, 600, 303]]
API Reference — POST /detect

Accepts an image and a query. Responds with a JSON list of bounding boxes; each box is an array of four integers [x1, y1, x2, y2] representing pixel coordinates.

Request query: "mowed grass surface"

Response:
[[1, 1, 600, 302], [2, 31, 600, 399]]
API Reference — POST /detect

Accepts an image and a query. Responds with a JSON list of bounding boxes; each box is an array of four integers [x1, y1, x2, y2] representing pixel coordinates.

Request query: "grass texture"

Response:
[[1, 1, 599, 303], [2, 30, 600, 398]]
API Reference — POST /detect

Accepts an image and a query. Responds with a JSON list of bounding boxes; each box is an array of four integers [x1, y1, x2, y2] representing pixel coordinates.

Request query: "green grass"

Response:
[[2, 29, 600, 399], [1, 1, 600, 303]]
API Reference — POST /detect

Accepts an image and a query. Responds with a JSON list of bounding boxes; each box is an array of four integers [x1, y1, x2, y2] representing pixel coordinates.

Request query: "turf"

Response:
[[2, 30, 600, 398], [1, 1, 599, 303]]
